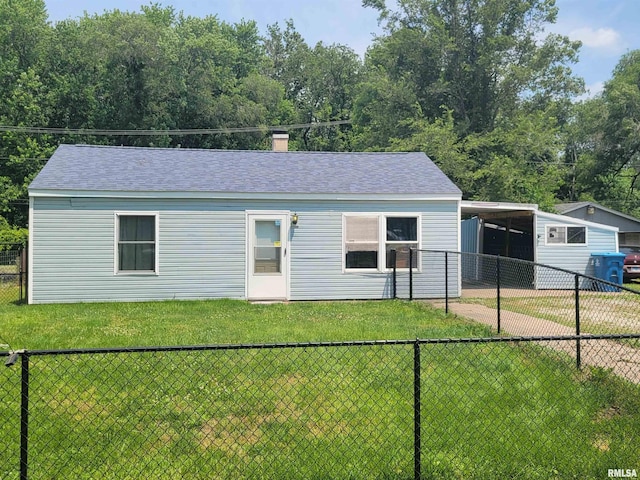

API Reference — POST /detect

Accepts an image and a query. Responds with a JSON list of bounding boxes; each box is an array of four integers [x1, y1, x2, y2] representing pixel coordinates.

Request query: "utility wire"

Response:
[[0, 119, 352, 136]]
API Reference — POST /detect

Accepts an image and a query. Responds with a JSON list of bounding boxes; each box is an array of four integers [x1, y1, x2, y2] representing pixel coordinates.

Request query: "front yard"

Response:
[[1, 299, 638, 479]]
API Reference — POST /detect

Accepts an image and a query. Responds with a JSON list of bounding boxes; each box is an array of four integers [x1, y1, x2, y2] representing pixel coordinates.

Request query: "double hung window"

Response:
[[116, 213, 158, 273], [344, 214, 419, 271]]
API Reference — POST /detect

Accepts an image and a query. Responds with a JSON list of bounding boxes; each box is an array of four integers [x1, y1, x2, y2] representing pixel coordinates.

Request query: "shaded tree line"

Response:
[[1, 0, 639, 231]]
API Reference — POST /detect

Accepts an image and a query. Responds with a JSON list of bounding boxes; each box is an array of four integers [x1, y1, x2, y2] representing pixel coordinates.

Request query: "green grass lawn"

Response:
[[0, 299, 489, 349], [624, 280, 640, 292], [1, 299, 639, 479]]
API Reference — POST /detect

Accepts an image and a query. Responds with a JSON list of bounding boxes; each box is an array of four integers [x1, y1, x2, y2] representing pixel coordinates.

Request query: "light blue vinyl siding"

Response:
[[30, 197, 460, 303], [31, 198, 246, 303], [289, 201, 460, 300], [535, 212, 618, 289]]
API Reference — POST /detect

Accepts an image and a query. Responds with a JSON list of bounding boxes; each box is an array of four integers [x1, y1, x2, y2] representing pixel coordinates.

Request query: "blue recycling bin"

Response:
[[591, 252, 625, 291]]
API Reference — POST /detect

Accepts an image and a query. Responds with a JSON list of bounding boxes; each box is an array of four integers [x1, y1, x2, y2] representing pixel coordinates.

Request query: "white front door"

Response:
[[247, 213, 289, 300]]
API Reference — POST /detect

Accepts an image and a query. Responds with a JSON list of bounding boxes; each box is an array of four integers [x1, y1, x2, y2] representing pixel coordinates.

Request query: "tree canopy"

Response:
[[0, 0, 638, 229]]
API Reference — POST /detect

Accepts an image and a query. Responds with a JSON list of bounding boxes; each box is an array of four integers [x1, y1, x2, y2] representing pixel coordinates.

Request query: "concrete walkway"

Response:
[[429, 301, 640, 384]]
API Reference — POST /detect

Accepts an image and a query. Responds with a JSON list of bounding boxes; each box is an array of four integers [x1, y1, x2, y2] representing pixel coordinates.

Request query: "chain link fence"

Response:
[[0, 244, 26, 304], [403, 251, 640, 341], [2, 336, 639, 479]]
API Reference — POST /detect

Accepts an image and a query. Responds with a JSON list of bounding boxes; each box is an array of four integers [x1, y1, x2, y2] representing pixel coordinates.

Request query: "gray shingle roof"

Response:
[[555, 202, 591, 214], [556, 202, 640, 225], [29, 144, 461, 196]]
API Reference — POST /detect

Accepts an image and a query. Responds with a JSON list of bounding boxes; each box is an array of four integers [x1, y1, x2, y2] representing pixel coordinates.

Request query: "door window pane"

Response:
[[254, 220, 282, 274]]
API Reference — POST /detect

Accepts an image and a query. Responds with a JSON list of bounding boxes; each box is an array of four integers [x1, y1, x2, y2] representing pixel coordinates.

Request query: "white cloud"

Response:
[[569, 27, 622, 49], [576, 81, 605, 102]]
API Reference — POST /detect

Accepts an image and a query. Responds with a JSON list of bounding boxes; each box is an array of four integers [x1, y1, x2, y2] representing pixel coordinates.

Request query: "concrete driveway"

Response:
[[429, 298, 640, 384]]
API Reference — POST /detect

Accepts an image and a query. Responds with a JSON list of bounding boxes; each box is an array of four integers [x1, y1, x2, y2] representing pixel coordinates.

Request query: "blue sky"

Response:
[[44, 0, 640, 99]]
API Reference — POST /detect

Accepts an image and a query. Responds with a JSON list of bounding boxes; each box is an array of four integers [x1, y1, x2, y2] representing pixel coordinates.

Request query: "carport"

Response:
[[460, 200, 620, 290], [461, 201, 536, 261], [460, 201, 537, 288]]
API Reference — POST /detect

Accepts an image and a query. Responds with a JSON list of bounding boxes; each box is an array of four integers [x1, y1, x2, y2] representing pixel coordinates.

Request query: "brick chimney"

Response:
[[272, 131, 289, 152]]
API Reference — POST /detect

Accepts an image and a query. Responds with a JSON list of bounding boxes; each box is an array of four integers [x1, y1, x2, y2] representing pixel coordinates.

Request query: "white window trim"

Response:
[[343, 213, 421, 273], [544, 224, 587, 247], [114, 211, 160, 275], [343, 214, 380, 272]]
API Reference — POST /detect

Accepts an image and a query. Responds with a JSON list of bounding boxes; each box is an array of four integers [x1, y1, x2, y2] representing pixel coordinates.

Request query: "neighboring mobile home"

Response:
[[28, 141, 462, 303]]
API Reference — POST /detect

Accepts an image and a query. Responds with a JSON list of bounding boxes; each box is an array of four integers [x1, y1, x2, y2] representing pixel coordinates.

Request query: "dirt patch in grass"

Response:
[[197, 372, 353, 455], [47, 387, 107, 420], [593, 405, 622, 423], [198, 415, 264, 457], [591, 433, 611, 452]]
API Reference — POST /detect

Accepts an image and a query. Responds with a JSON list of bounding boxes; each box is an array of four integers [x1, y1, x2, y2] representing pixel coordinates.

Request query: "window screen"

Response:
[[345, 216, 379, 269]]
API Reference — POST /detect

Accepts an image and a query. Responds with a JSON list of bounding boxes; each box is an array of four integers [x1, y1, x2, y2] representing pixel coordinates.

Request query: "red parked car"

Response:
[[620, 246, 640, 282]]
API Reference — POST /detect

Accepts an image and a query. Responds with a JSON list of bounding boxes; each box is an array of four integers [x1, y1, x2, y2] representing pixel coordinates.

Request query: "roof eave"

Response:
[[28, 188, 462, 202]]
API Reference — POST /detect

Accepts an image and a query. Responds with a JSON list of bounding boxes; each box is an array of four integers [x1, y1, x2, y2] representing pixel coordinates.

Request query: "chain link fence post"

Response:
[[20, 352, 29, 480], [24, 244, 28, 304], [444, 251, 449, 314], [496, 255, 501, 333], [413, 339, 421, 480], [391, 249, 397, 299], [575, 274, 581, 370]]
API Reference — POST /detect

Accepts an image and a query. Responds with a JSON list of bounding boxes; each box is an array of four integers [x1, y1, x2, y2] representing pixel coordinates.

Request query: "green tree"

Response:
[[469, 109, 567, 210], [388, 108, 474, 191], [264, 21, 362, 150], [0, 0, 53, 227], [362, 0, 582, 134], [357, 0, 581, 205], [565, 50, 640, 216]]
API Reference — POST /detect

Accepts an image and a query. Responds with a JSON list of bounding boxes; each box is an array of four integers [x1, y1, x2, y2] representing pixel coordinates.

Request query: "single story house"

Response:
[[461, 201, 619, 288], [27, 139, 462, 303], [556, 202, 640, 247]]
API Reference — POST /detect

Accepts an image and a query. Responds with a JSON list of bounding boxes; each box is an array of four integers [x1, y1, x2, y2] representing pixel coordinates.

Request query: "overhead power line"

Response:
[[0, 120, 352, 136]]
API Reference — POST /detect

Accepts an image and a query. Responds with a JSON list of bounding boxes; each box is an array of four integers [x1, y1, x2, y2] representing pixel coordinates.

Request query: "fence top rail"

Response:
[[419, 249, 640, 295], [3, 333, 640, 358]]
